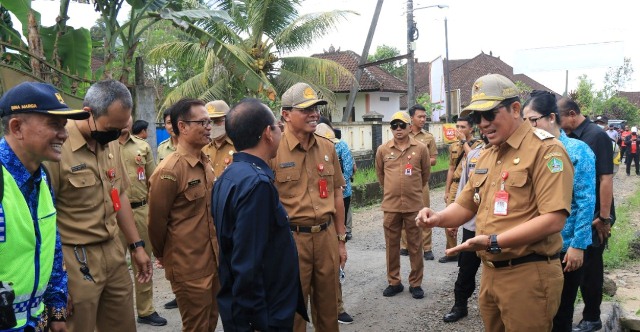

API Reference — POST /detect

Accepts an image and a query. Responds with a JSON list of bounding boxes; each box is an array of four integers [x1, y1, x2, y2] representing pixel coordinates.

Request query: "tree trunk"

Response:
[[27, 10, 44, 80], [53, 0, 71, 69]]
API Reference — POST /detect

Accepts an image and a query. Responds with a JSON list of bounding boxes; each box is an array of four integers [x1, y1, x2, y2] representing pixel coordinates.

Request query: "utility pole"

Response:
[[406, 0, 415, 108], [444, 16, 452, 122], [342, 0, 384, 122]]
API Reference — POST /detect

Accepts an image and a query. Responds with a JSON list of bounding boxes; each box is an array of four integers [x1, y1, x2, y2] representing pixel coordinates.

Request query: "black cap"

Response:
[[0, 82, 89, 120]]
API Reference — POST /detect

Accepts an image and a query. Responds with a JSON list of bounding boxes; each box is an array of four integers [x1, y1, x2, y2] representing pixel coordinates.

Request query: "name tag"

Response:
[[188, 179, 201, 186], [475, 168, 488, 174], [279, 162, 295, 168], [71, 163, 87, 172]]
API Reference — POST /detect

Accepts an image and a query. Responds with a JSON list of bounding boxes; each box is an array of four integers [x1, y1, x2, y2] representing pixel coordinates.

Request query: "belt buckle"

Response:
[[484, 260, 495, 268], [310, 225, 321, 233]]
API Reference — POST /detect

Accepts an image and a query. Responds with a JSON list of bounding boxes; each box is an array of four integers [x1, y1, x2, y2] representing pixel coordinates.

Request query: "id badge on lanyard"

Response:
[[106, 168, 121, 211], [493, 172, 509, 216]]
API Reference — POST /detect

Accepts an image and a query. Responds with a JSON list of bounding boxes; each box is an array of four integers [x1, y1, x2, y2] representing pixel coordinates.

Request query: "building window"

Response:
[[380, 97, 390, 102]]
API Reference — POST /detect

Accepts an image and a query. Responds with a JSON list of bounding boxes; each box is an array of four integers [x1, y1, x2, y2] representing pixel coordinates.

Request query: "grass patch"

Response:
[[432, 151, 450, 173], [603, 188, 640, 269], [352, 167, 378, 186]]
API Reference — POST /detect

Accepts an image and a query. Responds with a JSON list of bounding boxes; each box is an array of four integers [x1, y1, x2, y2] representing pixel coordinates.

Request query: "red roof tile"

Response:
[[618, 91, 640, 108]]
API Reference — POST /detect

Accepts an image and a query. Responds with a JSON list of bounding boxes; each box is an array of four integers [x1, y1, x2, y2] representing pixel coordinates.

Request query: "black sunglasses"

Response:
[[470, 104, 506, 124], [390, 122, 407, 130]]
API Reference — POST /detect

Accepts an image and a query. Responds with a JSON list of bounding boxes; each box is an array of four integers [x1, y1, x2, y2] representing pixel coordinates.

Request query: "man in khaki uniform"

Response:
[[117, 117, 166, 326], [440, 117, 480, 263], [417, 74, 573, 331], [376, 111, 430, 299], [201, 100, 235, 180], [157, 108, 178, 162], [269, 82, 347, 332], [400, 104, 438, 260], [148, 98, 219, 331], [45, 80, 152, 332]]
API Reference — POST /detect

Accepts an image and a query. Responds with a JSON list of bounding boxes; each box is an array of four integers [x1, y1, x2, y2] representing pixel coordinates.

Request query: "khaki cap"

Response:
[[315, 123, 338, 143], [205, 100, 230, 118], [461, 74, 518, 116], [281, 83, 328, 109], [390, 111, 411, 124]]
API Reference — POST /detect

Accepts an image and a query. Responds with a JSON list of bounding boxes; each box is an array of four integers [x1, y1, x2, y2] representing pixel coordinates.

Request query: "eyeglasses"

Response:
[[390, 122, 407, 130], [293, 106, 319, 114], [181, 119, 212, 127], [470, 105, 506, 124], [527, 114, 549, 127]]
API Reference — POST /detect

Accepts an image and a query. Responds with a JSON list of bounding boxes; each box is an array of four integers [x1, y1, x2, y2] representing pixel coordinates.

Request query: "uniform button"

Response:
[[310, 189, 313, 192], [491, 182, 495, 186], [287, 176, 291, 180], [315, 207, 319, 210], [497, 160, 502, 165]]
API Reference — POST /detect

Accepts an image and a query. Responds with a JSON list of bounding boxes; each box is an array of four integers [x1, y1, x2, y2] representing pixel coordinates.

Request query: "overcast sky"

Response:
[[30, 0, 640, 95]]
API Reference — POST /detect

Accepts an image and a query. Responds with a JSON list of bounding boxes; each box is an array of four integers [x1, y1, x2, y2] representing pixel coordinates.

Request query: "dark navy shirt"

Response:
[[212, 152, 303, 331], [0, 138, 67, 329], [568, 118, 615, 222]]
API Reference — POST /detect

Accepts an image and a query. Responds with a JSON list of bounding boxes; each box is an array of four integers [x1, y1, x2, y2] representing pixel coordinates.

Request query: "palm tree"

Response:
[[149, 0, 355, 110]]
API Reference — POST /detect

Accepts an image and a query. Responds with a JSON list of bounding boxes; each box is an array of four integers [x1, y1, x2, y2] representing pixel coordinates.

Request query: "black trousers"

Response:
[[580, 241, 606, 321], [552, 251, 585, 332], [453, 228, 481, 307], [625, 152, 639, 174]]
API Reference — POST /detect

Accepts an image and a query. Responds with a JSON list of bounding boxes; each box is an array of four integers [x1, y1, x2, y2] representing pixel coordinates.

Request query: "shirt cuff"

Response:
[[49, 306, 67, 322]]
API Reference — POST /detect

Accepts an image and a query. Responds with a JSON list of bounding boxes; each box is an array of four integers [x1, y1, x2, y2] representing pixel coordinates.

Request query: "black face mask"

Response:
[[91, 129, 121, 145]]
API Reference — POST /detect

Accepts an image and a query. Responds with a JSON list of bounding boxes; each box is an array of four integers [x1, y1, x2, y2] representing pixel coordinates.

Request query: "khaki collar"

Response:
[[176, 144, 207, 167], [503, 120, 532, 150], [387, 136, 418, 149], [283, 131, 317, 152], [68, 120, 90, 152]]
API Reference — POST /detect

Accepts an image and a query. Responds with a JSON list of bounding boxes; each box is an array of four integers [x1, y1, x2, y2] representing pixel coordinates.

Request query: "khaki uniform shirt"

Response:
[[147, 145, 218, 282], [375, 137, 430, 213], [156, 137, 176, 162], [410, 130, 437, 207], [269, 132, 346, 226], [448, 140, 482, 200], [456, 121, 573, 261], [119, 134, 156, 202], [45, 121, 131, 245], [201, 135, 236, 180]]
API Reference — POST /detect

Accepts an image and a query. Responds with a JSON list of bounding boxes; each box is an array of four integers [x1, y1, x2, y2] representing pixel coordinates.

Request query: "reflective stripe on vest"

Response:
[[0, 166, 56, 329]]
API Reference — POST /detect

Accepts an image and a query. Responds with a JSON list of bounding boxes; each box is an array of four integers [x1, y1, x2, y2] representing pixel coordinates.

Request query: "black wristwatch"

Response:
[[129, 240, 145, 251], [597, 215, 612, 224], [486, 234, 501, 254], [460, 140, 467, 145]]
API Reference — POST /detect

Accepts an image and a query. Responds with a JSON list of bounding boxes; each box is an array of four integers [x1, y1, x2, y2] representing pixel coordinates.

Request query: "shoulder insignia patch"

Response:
[[547, 157, 563, 173], [533, 128, 555, 140], [544, 152, 563, 160], [160, 174, 177, 181]]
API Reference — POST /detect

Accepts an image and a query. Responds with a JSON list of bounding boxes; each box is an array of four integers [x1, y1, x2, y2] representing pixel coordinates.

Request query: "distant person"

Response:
[[375, 111, 430, 300], [201, 100, 235, 181], [156, 108, 178, 163], [624, 126, 639, 176], [212, 98, 307, 331], [0, 82, 88, 331], [522, 90, 596, 332], [620, 125, 631, 162], [132, 119, 149, 140], [148, 98, 220, 331], [399, 104, 437, 261]]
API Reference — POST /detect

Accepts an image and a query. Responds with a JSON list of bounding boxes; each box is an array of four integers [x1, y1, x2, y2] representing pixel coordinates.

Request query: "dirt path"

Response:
[[137, 170, 640, 332]]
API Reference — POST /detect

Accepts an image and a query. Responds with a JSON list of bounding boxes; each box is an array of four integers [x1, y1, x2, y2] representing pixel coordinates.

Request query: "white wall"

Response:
[[331, 92, 402, 122]]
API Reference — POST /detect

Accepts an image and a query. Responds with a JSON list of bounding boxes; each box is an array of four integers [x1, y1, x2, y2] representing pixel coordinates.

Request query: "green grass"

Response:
[[603, 188, 640, 269], [352, 167, 378, 187], [432, 151, 450, 173]]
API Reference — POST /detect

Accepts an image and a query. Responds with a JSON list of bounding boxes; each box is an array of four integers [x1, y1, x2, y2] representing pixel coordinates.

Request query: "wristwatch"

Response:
[[486, 234, 501, 254], [129, 240, 145, 251], [459, 140, 467, 145], [597, 215, 612, 224], [337, 234, 347, 242]]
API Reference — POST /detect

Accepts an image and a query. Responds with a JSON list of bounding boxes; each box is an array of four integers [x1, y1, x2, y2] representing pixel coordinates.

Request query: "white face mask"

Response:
[[211, 124, 226, 139], [596, 124, 605, 129]]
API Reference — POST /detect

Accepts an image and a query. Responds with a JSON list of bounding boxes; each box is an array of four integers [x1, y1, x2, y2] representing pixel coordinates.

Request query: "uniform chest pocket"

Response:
[[320, 165, 335, 177], [275, 169, 302, 198], [68, 173, 97, 188], [184, 184, 205, 201], [181, 184, 205, 218], [504, 170, 529, 211], [471, 174, 488, 189]]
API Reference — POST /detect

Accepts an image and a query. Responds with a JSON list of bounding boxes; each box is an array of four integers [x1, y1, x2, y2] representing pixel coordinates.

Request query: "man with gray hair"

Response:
[[45, 79, 152, 331]]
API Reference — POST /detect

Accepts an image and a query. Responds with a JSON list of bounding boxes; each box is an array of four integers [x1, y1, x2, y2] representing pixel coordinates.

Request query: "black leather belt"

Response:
[[290, 220, 332, 233], [130, 199, 147, 209], [485, 253, 560, 269]]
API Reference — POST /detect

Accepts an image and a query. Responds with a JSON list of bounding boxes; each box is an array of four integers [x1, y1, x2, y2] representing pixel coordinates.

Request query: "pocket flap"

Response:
[[276, 170, 300, 183], [184, 184, 205, 201], [506, 171, 528, 188], [472, 174, 488, 188], [68, 173, 96, 188]]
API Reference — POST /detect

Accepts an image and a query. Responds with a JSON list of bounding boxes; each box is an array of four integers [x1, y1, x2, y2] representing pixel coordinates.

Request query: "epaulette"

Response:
[[158, 138, 170, 145], [533, 128, 555, 140], [161, 152, 180, 169], [314, 132, 335, 144]]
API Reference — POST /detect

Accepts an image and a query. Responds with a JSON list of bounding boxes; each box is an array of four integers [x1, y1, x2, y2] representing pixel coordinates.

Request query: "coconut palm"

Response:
[[149, 0, 355, 110]]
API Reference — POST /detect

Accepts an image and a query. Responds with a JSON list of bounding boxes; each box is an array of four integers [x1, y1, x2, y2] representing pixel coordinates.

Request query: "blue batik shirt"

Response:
[[335, 140, 354, 198], [558, 130, 595, 252], [0, 139, 68, 329]]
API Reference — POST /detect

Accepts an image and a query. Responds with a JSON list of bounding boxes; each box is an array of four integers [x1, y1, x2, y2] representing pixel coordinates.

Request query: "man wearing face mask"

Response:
[[44, 80, 153, 332], [201, 100, 235, 181]]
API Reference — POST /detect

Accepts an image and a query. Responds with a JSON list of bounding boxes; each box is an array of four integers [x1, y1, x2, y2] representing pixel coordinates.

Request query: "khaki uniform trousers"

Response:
[[479, 259, 563, 332], [117, 204, 155, 317], [170, 273, 220, 332], [62, 240, 136, 332], [292, 225, 340, 332], [383, 212, 424, 287], [444, 181, 460, 256], [401, 184, 432, 251]]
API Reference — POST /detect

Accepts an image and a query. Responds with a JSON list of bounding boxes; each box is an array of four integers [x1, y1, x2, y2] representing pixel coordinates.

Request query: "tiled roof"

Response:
[[447, 53, 515, 108], [618, 91, 640, 108], [513, 73, 561, 98], [311, 50, 407, 93]]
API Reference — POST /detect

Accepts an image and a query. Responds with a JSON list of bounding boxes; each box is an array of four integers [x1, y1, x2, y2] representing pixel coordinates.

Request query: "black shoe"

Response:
[[338, 311, 354, 324], [443, 306, 468, 323], [438, 255, 458, 263], [137, 312, 168, 326], [383, 283, 404, 297], [409, 286, 424, 299], [164, 298, 178, 309], [399, 248, 409, 256], [572, 319, 602, 332], [423, 251, 435, 260], [345, 233, 353, 241]]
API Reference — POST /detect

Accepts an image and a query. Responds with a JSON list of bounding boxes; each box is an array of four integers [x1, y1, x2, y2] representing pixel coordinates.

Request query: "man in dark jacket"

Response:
[[624, 126, 639, 176]]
